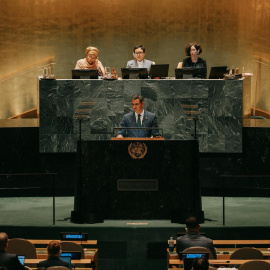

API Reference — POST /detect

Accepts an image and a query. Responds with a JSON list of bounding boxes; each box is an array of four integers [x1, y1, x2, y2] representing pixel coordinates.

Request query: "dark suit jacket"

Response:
[[176, 232, 217, 258], [117, 111, 158, 137], [37, 256, 70, 269], [0, 250, 27, 270], [182, 57, 207, 78]]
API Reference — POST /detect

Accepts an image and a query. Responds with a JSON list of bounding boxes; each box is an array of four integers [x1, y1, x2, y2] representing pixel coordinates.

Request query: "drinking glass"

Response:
[[105, 67, 111, 78]]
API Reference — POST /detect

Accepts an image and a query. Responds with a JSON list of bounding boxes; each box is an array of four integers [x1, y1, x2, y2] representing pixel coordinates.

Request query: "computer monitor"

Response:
[[60, 256, 72, 269], [17, 255, 25, 265], [209, 66, 227, 79], [149, 64, 169, 79], [175, 68, 206, 79], [121, 68, 148, 79], [72, 69, 98, 79], [61, 251, 81, 260], [180, 252, 209, 270]]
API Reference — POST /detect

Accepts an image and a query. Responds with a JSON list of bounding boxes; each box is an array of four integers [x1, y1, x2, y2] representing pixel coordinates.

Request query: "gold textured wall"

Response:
[[0, 0, 269, 120]]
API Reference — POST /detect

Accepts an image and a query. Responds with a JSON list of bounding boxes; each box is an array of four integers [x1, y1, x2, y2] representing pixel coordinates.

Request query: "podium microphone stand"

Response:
[[71, 101, 94, 223], [181, 102, 202, 141]]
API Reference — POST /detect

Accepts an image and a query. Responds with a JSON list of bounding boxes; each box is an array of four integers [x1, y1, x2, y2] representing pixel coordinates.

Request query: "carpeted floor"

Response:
[[1, 196, 269, 227]]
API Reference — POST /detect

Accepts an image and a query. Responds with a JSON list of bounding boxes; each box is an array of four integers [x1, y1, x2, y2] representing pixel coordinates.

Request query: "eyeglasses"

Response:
[[134, 52, 144, 56], [87, 55, 97, 59]]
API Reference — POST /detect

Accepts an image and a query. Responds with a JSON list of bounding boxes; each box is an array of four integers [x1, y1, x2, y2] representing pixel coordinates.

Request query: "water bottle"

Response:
[[169, 236, 174, 252]]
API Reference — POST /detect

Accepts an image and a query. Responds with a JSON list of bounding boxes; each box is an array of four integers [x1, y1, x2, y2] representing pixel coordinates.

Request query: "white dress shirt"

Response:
[[135, 110, 144, 125]]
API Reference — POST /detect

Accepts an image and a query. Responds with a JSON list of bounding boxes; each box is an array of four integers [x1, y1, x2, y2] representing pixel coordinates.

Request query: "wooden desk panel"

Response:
[[169, 259, 270, 266], [25, 258, 91, 265], [28, 239, 97, 245]]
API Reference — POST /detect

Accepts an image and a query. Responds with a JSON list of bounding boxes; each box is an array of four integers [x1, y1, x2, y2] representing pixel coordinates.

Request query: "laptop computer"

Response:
[[180, 252, 209, 270], [72, 69, 99, 79], [60, 255, 72, 268], [121, 68, 148, 79], [17, 255, 25, 265], [209, 66, 227, 79], [175, 68, 206, 79], [149, 64, 169, 79]]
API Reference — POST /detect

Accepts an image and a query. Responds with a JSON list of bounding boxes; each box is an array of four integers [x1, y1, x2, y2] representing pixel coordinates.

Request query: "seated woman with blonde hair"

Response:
[[75, 46, 105, 77]]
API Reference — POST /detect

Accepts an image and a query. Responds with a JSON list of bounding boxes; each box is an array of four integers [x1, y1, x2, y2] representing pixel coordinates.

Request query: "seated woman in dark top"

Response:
[[178, 42, 207, 78]]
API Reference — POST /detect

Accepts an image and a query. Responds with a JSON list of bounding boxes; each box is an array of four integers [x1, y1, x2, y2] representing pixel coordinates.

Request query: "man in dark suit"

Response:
[[0, 232, 30, 270], [37, 241, 70, 269], [176, 216, 217, 258], [116, 95, 158, 138]]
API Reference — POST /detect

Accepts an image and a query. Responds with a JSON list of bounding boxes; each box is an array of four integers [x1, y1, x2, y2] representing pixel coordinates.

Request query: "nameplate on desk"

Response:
[[117, 179, 158, 191]]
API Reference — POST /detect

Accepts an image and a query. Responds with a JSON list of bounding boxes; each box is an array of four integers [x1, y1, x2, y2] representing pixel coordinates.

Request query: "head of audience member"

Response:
[[0, 232, 8, 251], [85, 46, 99, 66], [184, 42, 203, 57], [47, 241, 62, 257], [192, 257, 209, 270], [131, 95, 144, 115], [185, 216, 200, 233], [133, 45, 146, 62]]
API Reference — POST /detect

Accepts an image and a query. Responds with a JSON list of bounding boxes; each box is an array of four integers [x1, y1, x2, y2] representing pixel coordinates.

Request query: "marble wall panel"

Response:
[[39, 78, 247, 153]]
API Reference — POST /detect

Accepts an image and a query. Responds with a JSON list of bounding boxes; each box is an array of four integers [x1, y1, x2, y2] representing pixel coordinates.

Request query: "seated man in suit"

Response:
[[0, 232, 30, 270], [176, 216, 217, 258], [116, 95, 158, 138], [192, 257, 209, 270], [126, 45, 155, 72], [37, 241, 70, 269]]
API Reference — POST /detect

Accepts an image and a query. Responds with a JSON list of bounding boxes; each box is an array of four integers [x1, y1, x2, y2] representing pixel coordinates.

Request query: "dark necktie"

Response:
[[137, 114, 141, 127]]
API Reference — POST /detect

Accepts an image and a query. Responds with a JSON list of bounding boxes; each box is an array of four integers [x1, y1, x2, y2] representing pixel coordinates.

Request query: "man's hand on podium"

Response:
[[116, 135, 123, 138]]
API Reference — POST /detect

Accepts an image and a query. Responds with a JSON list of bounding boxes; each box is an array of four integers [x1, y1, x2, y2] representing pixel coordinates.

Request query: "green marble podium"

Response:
[[39, 78, 250, 153]]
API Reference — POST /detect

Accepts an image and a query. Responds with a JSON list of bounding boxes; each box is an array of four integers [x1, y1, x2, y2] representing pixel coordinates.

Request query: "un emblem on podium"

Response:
[[128, 142, 147, 159]]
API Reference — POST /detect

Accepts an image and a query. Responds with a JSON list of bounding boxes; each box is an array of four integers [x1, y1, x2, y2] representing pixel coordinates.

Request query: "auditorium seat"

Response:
[[60, 241, 85, 258], [7, 238, 37, 258], [230, 247, 264, 259], [183, 246, 215, 259], [238, 260, 270, 270], [47, 267, 70, 270]]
